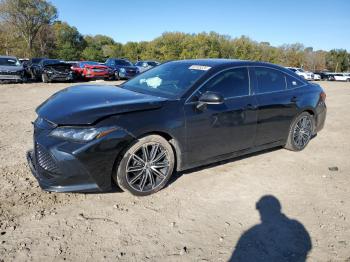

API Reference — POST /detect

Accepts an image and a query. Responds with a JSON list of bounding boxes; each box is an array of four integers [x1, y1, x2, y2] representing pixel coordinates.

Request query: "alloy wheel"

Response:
[[126, 143, 170, 192], [293, 116, 312, 150]]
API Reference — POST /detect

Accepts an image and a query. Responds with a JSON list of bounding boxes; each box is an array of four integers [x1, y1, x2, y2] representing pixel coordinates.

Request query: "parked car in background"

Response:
[[105, 58, 139, 80], [315, 72, 333, 81], [0, 56, 25, 83], [312, 72, 321, 81], [19, 58, 29, 66], [27, 58, 46, 80], [27, 59, 327, 196], [32, 59, 74, 83], [135, 60, 160, 73], [71, 61, 113, 80], [332, 73, 350, 82], [286, 67, 314, 80]]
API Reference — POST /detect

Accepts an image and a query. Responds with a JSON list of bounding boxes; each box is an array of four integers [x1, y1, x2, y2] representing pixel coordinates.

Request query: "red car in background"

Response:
[[71, 61, 113, 80]]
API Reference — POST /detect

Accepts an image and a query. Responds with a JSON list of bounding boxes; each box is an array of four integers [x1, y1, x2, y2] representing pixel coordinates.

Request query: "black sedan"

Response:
[[27, 59, 327, 196], [32, 59, 74, 83]]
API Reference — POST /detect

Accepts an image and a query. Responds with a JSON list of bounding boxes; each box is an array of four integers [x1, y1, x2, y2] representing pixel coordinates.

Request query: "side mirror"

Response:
[[196, 92, 224, 110]]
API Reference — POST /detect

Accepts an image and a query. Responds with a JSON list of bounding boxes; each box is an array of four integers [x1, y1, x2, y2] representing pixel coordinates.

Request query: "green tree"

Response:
[[279, 43, 305, 68], [82, 34, 116, 61], [52, 21, 86, 60], [123, 42, 142, 61], [36, 24, 55, 57], [326, 49, 349, 72], [0, 0, 57, 56]]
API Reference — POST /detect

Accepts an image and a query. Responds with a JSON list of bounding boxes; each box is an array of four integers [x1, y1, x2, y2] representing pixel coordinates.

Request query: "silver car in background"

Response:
[[0, 56, 25, 82], [135, 60, 160, 73]]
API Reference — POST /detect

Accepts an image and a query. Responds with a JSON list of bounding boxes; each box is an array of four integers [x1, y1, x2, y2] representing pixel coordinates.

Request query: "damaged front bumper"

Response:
[[0, 72, 23, 82], [26, 124, 134, 193]]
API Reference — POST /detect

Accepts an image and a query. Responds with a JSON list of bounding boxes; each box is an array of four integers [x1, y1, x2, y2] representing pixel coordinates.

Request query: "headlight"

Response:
[[50, 126, 119, 142], [119, 68, 126, 73]]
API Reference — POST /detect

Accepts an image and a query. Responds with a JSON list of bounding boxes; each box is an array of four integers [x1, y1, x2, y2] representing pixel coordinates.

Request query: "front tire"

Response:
[[115, 72, 120, 81], [41, 73, 49, 83], [285, 112, 314, 151], [114, 135, 175, 196]]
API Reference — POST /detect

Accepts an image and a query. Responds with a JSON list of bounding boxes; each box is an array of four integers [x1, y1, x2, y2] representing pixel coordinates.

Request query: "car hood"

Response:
[[0, 65, 23, 72], [43, 63, 71, 69], [36, 85, 167, 125], [85, 65, 108, 69], [117, 66, 138, 70]]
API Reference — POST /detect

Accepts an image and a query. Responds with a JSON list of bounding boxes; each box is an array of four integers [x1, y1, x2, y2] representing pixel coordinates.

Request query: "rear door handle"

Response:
[[291, 96, 298, 103]]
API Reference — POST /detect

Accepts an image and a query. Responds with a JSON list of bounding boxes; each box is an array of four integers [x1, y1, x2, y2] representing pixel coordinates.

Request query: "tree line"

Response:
[[0, 0, 349, 72]]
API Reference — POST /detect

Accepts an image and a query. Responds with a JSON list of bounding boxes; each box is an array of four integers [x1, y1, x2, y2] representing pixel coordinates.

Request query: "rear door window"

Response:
[[254, 67, 286, 94], [202, 67, 250, 98], [285, 75, 305, 89]]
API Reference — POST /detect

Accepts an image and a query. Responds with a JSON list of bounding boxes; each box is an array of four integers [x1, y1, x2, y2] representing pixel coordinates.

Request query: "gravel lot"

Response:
[[0, 80, 349, 261]]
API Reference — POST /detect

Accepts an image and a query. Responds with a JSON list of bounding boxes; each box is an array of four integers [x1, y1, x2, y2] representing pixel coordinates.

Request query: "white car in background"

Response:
[[286, 67, 314, 80], [313, 73, 321, 81], [332, 73, 350, 82]]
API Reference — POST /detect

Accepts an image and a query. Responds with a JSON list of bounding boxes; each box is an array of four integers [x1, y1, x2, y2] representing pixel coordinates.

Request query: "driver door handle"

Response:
[[291, 96, 298, 103], [245, 104, 256, 110]]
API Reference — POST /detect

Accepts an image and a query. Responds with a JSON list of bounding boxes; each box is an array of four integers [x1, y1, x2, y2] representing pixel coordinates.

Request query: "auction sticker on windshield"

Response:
[[189, 65, 211, 71]]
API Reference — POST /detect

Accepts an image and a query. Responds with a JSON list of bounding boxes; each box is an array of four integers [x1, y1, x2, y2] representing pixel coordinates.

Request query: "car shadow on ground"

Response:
[[229, 195, 312, 262], [167, 146, 282, 188], [90, 146, 292, 194], [90, 146, 282, 195]]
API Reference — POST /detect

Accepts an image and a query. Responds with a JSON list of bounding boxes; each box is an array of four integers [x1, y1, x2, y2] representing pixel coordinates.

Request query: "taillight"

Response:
[[320, 91, 326, 102]]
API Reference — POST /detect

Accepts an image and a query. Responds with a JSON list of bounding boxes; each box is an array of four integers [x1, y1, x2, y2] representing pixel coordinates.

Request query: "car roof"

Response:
[[79, 61, 98, 63], [169, 59, 286, 70], [109, 58, 130, 61], [42, 59, 61, 62], [0, 55, 18, 59]]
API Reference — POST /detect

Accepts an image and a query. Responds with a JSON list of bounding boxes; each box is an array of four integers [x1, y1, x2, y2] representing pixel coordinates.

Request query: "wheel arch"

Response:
[[302, 108, 315, 116], [292, 108, 317, 135], [137, 131, 183, 172]]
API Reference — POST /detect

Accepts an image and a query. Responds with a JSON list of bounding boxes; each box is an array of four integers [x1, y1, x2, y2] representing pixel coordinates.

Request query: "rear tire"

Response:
[[114, 135, 175, 196], [285, 112, 314, 151]]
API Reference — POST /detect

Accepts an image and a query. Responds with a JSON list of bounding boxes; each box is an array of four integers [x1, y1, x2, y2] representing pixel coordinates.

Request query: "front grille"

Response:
[[0, 71, 22, 76], [35, 143, 60, 174], [0, 75, 21, 80]]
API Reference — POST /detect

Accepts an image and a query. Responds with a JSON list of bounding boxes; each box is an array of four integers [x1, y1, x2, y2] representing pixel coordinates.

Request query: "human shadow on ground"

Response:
[[229, 195, 312, 262]]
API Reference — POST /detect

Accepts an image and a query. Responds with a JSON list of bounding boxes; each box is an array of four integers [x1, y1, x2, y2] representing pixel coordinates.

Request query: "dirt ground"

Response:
[[0, 80, 349, 261]]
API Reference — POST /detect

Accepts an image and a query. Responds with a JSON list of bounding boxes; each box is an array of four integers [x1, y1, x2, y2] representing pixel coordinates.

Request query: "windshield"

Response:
[[80, 61, 99, 66], [42, 59, 61, 66], [0, 57, 20, 66], [121, 62, 210, 98], [115, 59, 133, 66], [298, 68, 305, 72], [147, 61, 158, 67], [31, 58, 44, 64]]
